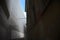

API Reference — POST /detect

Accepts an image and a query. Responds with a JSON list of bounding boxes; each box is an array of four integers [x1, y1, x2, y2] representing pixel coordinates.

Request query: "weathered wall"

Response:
[[27, 0, 60, 40], [6, 0, 26, 39]]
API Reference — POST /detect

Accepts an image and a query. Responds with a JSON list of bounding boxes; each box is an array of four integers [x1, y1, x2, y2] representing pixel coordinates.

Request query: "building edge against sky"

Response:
[[6, 0, 26, 39]]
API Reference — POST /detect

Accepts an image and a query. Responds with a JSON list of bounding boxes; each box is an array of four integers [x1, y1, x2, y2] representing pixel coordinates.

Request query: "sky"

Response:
[[20, 0, 26, 18], [20, 0, 25, 12]]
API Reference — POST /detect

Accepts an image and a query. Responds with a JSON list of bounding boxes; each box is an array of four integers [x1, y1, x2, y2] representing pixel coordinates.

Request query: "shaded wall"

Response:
[[26, 0, 60, 40]]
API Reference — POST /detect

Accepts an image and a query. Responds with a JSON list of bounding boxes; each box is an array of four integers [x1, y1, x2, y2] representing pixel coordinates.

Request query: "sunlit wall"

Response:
[[6, 0, 26, 39]]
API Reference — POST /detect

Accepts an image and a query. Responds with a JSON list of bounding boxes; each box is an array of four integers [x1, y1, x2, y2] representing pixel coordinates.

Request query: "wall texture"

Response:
[[6, 0, 26, 39], [26, 0, 60, 40]]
